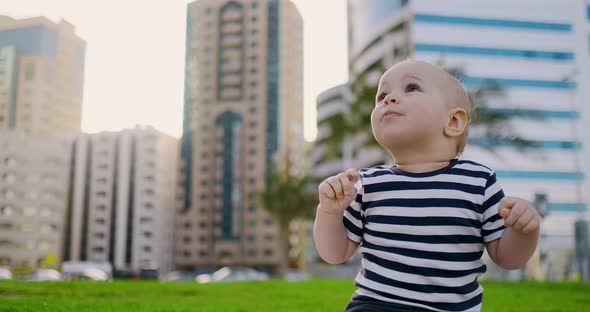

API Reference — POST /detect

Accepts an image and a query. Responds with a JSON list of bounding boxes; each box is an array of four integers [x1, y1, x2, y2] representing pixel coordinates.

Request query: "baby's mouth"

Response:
[[382, 110, 403, 120]]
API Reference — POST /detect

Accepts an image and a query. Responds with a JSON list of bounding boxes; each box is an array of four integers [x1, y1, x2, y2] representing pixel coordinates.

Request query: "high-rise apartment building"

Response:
[[0, 131, 71, 270], [0, 16, 85, 135], [177, 0, 304, 273], [64, 127, 179, 274]]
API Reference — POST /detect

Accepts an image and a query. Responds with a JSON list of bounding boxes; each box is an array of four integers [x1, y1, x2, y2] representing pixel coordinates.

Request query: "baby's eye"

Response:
[[406, 83, 421, 93], [376, 92, 387, 102]]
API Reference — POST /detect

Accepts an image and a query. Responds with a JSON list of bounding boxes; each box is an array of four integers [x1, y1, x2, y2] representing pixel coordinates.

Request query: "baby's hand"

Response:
[[318, 169, 359, 215], [498, 197, 541, 234]]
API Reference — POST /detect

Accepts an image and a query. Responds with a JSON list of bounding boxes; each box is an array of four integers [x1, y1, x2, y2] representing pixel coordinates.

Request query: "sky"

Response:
[[0, 0, 348, 141]]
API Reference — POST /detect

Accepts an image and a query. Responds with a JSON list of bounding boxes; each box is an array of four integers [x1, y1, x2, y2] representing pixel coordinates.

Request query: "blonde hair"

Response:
[[455, 82, 472, 156]]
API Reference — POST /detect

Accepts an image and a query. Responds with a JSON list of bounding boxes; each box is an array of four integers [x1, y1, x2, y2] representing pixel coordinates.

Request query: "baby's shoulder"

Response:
[[454, 158, 495, 175]]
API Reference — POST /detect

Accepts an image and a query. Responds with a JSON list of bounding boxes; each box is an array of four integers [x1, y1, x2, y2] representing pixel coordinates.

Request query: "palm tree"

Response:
[[258, 170, 317, 275], [320, 62, 536, 162]]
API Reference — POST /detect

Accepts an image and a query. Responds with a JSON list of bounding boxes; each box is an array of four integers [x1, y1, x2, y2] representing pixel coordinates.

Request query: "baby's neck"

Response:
[[388, 140, 458, 173], [395, 160, 453, 173]]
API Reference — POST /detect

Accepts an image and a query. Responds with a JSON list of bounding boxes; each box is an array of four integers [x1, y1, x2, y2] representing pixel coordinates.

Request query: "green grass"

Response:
[[0, 279, 588, 311]]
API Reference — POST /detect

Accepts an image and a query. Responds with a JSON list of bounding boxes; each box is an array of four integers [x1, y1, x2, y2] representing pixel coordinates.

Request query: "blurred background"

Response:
[[0, 0, 589, 289]]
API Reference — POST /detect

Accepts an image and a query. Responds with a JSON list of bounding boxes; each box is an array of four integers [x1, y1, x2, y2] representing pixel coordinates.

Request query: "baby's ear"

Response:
[[444, 108, 468, 137]]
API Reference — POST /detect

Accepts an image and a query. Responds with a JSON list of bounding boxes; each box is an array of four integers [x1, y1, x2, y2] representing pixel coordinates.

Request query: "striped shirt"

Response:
[[343, 159, 506, 312]]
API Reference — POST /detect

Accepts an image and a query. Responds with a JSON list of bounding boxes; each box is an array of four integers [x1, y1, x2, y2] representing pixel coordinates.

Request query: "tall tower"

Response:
[[177, 0, 304, 273], [0, 16, 85, 135]]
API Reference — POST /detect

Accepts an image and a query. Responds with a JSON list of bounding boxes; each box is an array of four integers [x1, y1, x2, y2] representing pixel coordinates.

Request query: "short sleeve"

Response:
[[343, 178, 365, 243], [481, 172, 506, 242]]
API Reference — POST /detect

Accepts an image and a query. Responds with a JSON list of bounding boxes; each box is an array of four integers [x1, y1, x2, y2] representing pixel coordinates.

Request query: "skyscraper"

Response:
[[0, 15, 85, 272], [0, 16, 85, 135], [64, 127, 179, 275], [177, 0, 304, 273]]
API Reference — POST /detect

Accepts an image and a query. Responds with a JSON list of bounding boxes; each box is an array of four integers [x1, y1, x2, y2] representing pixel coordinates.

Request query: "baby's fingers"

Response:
[[326, 176, 344, 198], [318, 180, 336, 200], [337, 173, 354, 196], [345, 169, 359, 182]]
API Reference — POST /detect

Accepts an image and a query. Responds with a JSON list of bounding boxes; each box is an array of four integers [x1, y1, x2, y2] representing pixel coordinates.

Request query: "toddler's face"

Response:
[[370, 61, 455, 150]]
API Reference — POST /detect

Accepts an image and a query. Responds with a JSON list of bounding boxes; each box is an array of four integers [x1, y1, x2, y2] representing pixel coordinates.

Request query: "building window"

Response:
[[248, 249, 257, 257], [265, 234, 273, 241], [24, 63, 35, 81], [218, 2, 245, 101], [199, 251, 208, 257], [248, 234, 256, 242], [144, 246, 151, 253], [2, 189, 14, 200], [264, 249, 273, 257], [0, 205, 14, 216], [2, 173, 15, 184], [183, 250, 191, 257], [184, 222, 191, 229]]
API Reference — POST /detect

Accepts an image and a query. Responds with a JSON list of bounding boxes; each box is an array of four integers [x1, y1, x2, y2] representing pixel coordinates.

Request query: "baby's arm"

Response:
[[314, 169, 361, 264], [486, 196, 540, 269]]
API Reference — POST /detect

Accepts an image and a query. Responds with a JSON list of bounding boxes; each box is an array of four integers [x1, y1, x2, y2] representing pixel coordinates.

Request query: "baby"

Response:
[[314, 60, 540, 312]]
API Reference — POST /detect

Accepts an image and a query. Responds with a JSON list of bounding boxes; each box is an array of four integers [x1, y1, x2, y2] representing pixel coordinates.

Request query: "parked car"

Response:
[[26, 269, 61, 281], [160, 271, 197, 282], [61, 261, 112, 280], [0, 267, 12, 280], [63, 268, 109, 281], [195, 266, 269, 283]]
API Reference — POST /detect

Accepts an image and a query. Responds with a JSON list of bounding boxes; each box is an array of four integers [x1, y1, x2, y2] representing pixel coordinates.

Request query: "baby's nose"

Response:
[[384, 94, 398, 105]]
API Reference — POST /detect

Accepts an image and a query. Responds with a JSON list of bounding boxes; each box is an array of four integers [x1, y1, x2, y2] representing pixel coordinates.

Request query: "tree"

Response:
[[258, 170, 317, 275]]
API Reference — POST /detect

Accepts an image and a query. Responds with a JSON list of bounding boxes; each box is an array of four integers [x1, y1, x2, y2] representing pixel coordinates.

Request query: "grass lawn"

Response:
[[0, 279, 589, 311]]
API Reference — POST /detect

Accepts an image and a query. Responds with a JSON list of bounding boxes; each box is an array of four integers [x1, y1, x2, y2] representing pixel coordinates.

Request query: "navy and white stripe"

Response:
[[344, 159, 505, 312]]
